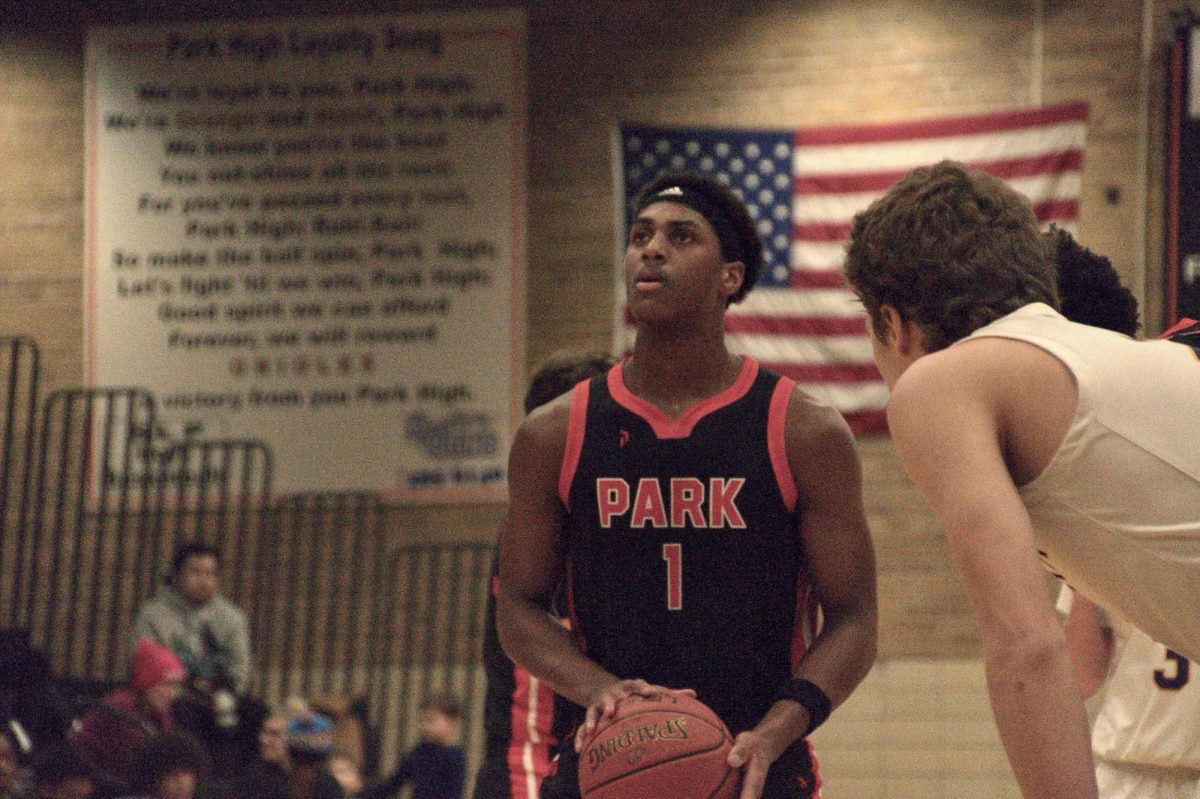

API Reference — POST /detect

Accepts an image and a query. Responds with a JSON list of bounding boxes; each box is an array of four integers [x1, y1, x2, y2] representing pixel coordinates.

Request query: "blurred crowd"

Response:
[[0, 542, 463, 799]]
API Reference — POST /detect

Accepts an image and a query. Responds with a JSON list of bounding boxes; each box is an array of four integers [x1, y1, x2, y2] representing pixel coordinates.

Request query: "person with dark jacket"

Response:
[[116, 732, 211, 799], [363, 695, 464, 799]]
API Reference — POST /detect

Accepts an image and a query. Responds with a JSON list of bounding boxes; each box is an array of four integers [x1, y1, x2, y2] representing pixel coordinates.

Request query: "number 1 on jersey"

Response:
[[662, 543, 682, 611]]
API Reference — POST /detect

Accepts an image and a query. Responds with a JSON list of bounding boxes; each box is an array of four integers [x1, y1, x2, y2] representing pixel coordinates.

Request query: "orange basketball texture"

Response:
[[578, 692, 740, 799]]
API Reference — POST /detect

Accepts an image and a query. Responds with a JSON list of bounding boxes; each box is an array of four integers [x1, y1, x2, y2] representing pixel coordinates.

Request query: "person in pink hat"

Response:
[[75, 638, 188, 790]]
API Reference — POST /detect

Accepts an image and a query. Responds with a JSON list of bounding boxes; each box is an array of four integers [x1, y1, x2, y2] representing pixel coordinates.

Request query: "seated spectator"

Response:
[[363, 694, 464, 799], [117, 732, 211, 799], [132, 542, 250, 696], [74, 639, 186, 789], [327, 753, 363, 798], [0, 630, 69, 756], [238, 705, 344, 799], [0, 729, 28, 799], [237, 711, 289, 798], [25, 742, 95, 799]]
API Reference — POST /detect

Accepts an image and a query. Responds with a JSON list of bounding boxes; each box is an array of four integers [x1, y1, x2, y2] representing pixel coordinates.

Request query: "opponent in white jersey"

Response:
[[844, 160, 1200, 799], [1048, 228, 1200, 799], [961, 301, 1200, 658], [1059, 587, 1200, 799]]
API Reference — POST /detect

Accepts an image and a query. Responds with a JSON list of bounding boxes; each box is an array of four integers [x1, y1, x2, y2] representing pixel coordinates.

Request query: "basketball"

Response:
[[577, 692, 739, 799]]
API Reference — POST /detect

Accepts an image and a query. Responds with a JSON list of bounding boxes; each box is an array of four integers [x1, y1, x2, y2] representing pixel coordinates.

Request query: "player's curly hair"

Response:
[[633, 171, 765, 305], [1048, 225, 1140, 336], [844, 160, 1059, 351], [524, 351, 617, 413]]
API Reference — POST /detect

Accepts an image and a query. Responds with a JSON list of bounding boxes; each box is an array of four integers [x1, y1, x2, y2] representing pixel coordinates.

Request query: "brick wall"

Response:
[[4, 1, 1180, 791], [0, 1, 1181, 792]]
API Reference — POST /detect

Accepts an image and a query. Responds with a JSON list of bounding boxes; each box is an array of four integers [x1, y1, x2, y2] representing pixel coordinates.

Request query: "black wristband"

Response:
[[772, 678, 832, 737]]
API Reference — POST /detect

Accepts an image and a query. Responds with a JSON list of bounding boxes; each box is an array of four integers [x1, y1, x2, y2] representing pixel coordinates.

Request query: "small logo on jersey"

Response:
[[618, 429, 630, 448]]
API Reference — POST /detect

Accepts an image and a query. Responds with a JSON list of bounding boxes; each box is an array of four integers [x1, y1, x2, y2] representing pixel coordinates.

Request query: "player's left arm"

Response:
[[729, 389, 878, 797], [1061, 591, 1114, 699]]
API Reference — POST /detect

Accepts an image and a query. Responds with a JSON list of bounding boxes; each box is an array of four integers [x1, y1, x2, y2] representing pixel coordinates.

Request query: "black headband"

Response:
[[633, 184, 746, 265]]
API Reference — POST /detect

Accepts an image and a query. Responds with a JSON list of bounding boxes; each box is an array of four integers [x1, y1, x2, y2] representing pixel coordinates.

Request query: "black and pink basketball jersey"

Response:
[[558, 357, 817, 737], [1163, 317, 1200, 354]]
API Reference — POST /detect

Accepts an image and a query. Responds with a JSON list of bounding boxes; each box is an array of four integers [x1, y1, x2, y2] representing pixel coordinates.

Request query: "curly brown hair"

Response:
[[524, 351, 617, 413], [1048, 225, 1140, 337], [844, 160, 1058, 351]]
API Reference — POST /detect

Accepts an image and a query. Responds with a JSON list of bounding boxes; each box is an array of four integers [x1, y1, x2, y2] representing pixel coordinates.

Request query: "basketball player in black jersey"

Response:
[[497, 173, 878, 799], [474, 352, 616, 799]]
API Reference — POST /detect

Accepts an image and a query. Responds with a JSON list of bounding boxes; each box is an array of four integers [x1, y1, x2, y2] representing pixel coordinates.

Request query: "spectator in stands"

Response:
[[132, 543, 251, 696], [363, 694, 465, 799], [0, 630, 69, 757], [117, 732, 211, 799], [326, 753, 364, 798], [24, 742, 95, 799], [284, 707, 346, 799], [238, 711, 290, 797], [0, 729, 28, 799], [238, 705, 344, 799], [74, 639, 186, 789]]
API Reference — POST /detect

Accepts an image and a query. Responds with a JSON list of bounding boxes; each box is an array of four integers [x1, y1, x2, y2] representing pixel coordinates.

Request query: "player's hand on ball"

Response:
[[728, 727, 789, 799], [574, 679, 694, 751]]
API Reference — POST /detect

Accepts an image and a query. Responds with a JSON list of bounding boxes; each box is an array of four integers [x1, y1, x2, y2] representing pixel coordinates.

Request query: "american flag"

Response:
[[615, 103, 1089, 434]]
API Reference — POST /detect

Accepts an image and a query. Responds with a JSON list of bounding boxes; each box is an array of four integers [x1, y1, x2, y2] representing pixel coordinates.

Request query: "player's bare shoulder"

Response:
[[508, 386, 576, 482], [784, 383, 855, 453], [523, 387, 574, 434], [782, 384, 861, 499]]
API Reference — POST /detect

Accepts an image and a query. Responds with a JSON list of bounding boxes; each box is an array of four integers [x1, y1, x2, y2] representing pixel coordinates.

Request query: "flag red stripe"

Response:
[[792, 220, 849, 242], [793, 102, 1089, 147], [1033, 198, 1078, 221], [794, 221, 851, 242], [844, 409, 889, 436], [788, 270, 849, 289], [761, 362, 882, 383], [795, 194, 1079, 243], [795, 150, 1084, 195], [724, 315, 867, 336]]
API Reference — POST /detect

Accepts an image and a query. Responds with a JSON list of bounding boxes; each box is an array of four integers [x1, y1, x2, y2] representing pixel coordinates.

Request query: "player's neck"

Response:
[[623, 328, 742, 417]]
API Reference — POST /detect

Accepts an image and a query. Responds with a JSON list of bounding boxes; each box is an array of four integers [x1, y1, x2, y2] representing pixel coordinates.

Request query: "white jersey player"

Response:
[[1059, 586, 1200, 799]]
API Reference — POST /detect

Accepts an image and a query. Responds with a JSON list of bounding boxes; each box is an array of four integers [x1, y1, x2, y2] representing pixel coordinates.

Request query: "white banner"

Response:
[[84, 9, 526, 500]]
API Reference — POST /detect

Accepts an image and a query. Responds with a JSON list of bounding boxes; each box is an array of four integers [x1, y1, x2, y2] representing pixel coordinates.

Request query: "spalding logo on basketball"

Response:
[[578, 692, 740, 799]]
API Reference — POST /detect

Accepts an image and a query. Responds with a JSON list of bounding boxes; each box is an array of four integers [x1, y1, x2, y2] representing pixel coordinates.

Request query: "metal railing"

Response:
[[0, 336, 495, 777]]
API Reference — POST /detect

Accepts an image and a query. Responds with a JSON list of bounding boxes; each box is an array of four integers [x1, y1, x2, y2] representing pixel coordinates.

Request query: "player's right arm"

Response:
[[887, 346, 1098, 799], [496, 399, 668, 745]]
